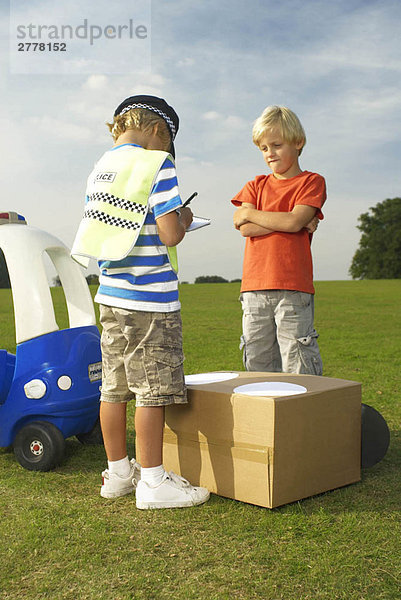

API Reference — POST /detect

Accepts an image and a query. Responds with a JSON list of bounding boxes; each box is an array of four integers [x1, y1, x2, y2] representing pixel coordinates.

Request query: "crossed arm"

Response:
[[233, 203, 319, 237]]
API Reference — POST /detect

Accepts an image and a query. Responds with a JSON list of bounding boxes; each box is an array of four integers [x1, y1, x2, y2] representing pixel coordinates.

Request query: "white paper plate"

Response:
[[233, 382, 307, 397], [185, 372, 239, 385]]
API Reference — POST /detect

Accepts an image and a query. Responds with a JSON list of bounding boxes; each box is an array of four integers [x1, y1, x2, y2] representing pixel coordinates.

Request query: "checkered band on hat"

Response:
[[118, 103, 177, 140], [89, 192, 147, 214], [83, 208, 141, 231]]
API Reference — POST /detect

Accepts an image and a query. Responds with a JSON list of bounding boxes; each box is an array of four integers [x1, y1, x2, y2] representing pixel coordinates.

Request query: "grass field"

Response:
[[0, 281, 400, 599]]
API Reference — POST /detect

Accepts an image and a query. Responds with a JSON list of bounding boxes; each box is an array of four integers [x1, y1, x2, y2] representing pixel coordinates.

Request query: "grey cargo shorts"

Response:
[[99, 304, 187, 407], [240, 290, 323, 375]]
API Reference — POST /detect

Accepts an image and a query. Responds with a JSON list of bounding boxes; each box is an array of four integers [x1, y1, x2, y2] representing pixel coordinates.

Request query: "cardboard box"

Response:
[[163, 372, 361, 508]]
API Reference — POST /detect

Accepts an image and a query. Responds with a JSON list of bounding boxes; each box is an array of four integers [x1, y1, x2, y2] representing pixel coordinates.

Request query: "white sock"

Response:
[[141, 464, 165, 486], [108, 456, 131, 478]]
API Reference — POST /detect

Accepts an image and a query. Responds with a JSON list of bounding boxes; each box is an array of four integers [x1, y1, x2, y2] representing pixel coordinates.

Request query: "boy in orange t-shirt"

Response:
[[231, 105, 326, 374]]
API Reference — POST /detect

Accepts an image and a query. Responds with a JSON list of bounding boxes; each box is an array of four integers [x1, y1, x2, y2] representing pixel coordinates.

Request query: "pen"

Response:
[[183, 192, 198, 207]]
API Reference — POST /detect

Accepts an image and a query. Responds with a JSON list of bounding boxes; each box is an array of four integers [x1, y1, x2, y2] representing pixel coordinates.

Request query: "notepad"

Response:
[[186, 216, 211, 232]]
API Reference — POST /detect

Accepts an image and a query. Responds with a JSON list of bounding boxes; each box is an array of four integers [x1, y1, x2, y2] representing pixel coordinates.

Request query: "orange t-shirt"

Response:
[[231, 171, 326, 294]]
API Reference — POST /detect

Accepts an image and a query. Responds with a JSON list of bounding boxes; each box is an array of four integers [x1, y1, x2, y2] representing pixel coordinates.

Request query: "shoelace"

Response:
[[166, 471, 191, 488], [128, 460, 141, 487]]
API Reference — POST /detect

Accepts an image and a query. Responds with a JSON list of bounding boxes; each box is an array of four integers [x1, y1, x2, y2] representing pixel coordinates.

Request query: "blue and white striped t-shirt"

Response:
[[94, 144, 182, 312]]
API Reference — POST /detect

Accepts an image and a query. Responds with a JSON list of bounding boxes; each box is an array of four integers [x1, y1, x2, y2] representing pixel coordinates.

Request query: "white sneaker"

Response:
[[136, 471, 210, 509], [100, 458, 141, 498]]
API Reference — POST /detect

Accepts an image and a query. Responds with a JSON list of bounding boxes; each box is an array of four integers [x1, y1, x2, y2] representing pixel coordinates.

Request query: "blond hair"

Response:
[[107, 107, 171, 148], [252, 105, 306, 155]]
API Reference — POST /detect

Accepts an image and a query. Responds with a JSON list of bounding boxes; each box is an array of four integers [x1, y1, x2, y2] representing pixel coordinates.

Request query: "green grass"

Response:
[[0, 281, 400, 599]]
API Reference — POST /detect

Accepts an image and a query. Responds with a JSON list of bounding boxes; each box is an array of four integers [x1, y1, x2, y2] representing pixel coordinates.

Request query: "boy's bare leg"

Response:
[[134, 405, 210, 508], [135, 406, 165, 468], [99, 401, 127, 461]]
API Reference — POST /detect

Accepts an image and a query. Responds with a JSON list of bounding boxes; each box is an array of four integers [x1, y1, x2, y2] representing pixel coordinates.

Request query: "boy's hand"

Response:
[[233, 207, 250, 229], [156, 206, 193, 247], [180, 206, 193, 229], [305, 216, 319, 233]]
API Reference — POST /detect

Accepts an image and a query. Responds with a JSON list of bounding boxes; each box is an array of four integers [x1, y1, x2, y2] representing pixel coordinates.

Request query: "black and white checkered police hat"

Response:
[[114, 94, 179, 158]]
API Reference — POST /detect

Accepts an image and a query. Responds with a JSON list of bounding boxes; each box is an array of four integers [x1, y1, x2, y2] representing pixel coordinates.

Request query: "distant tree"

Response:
[[52, 276, 62, 287], [350, 198, 401, 279], [0, 249, 10, 288], [86, 274, 99, 286], [230, 278, 242, 283], [194, 275, 228, 284]]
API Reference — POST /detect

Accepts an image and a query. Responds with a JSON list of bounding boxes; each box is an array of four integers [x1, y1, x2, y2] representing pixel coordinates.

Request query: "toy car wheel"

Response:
[[13, 421, 66, 471], [76, 418, 103, 445], [361, 403, 390, 468]]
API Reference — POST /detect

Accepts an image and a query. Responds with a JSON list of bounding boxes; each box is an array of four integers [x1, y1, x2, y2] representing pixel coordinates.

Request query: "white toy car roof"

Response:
[[0, 218, 96, 344]]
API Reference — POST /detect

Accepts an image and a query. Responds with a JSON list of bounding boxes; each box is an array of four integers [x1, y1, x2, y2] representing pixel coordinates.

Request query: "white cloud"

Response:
[[202, 111, 220, 120], [178, 155, 196, 163], [224, 115, 248, 129], [27, 116, 92, 141], [82, 75, 108, 90], [177, 57, 195, 67]]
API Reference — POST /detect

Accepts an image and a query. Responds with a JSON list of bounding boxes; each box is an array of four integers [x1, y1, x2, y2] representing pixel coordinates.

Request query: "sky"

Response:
[[1, 0, 401, 283]]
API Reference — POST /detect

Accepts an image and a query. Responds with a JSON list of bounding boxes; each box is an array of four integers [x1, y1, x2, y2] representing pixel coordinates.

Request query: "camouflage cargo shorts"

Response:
[[99, 304, 187, 407]]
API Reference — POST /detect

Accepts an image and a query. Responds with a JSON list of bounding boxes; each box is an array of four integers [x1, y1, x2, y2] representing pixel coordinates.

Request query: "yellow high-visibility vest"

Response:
[[71, 146, 178, 272]]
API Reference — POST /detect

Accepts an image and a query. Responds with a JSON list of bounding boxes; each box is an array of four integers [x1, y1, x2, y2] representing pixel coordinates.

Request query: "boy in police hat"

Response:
[[72, 95, 209, 509]]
